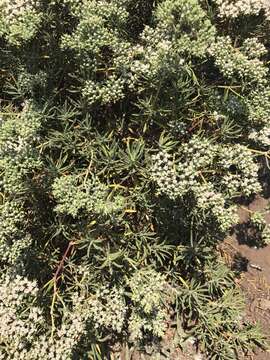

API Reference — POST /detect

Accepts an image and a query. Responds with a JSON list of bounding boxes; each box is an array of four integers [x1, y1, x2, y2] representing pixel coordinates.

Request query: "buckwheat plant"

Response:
[[155, 0, 216, 58], [0, 0, 42, 44], [151, 151, 182, 200], [52, 174, 125, 218], [82, 76, 126, 105], [0, 200, 32, 264], [88, 285, 127, 335], [0, 0, 268, 358], [250, 211, 266, 230], [0, 274, 44, 359], [249, 126, 270, 147], [246, 87, 270, 126], [241, 38, 267, 59], [217, 144, 262, 197], [214, 0, 270, 19], [209, 36, 268, 84], [192, 184, 239, 233], [0, 103, 42, 194], [127, 269, 170, 342], [262, 225, 270, 245]]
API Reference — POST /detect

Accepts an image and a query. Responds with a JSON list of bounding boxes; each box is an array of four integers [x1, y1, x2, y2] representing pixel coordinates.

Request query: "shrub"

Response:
[[0, 0, 269, 358]]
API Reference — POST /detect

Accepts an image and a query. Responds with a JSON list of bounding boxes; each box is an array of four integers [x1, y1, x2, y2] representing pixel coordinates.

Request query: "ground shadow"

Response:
[[234, 222, 267, 248], [231, 251, 249, 273], [258, 159, 270, 199]]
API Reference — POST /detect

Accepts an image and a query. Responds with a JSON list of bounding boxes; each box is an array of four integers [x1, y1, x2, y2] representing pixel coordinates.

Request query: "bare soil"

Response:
[[221, 195, 270, 360]]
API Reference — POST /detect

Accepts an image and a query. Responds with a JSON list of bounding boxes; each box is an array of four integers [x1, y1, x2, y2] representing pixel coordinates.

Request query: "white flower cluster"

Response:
[[0, 274, 44, 360], [45, 296, 88, 360], [52, 174, 125, 218], [180, 136, 217, 168], [152, 138, 261, 200], [250, 211, 266, 229], [241, 38, 267, 59], [127, 269, 169, 341], [168, 120, 189, 136], [218, 144, 262, 196], [0, 107, 41, 264], [0, 274, 39, 306], [249, 126, 270, 147], [130, 33, 174, 81], [82, 76, 125, 105], [155, 0, 216, 58], [129, 0, 215, 84], [209, 36, 268, 83], [0, 0, 42, 44], [151, 137, 216, 201], [128, 308, 167, 342], [129, 270, 167, 314], [52, 175, 96, 217], [214, 0, 270, 20], [65, 0, 217, 100], [0, 274, 119, 359], [192, 184, 238, 233], [246, 87, 270, 126], [0, 106, 40, 163], [151, 138, 260, 233], [0, 135, 33, 166], [16, 68, 47, 96], [62, 0, 216, 103], [261, 225, 270, 245], [62, 0, 129, 22], [61, 0, 137, 103], [0, 200, 32, 264], [0, 0, 40, 23], [89, 286, 127, 334], [30, 292, 98, 360], [151, 151, 178, 199], [61, 14, 114, 57]]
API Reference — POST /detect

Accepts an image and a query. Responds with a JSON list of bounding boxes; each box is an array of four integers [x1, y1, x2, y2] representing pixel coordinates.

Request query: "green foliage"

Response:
[[0, 0, 269, 359], [175, 262, 264, 359]]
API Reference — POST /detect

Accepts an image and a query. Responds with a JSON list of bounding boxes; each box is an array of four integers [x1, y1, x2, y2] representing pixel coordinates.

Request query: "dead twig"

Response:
[[50, 241, 75, 336]]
